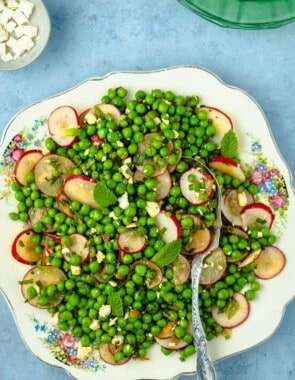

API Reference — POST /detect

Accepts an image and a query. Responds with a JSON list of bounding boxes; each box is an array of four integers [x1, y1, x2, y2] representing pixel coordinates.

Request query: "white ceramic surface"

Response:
[[0, 0, 50, 71], [0, 66, 294, 380]]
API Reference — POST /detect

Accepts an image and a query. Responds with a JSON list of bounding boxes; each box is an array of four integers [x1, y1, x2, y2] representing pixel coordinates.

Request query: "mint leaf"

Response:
[[63, 128, 81, 137], [151, 239, 182, 267], [220, 130, 239, 158], [225, 297, 239, 319], [93, 182, 117, 208], [108, 292, 123, 317]]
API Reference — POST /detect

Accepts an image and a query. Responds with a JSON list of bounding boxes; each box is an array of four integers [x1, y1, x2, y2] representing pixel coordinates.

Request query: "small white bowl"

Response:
[[0, 0, 51, 71]]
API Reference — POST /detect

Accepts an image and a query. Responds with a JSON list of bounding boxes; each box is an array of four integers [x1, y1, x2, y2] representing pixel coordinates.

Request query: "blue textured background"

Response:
[[0, 1, 294, 379]]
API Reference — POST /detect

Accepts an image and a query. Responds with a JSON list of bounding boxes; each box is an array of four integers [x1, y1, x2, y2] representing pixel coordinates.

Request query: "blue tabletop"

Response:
[[0, 1, 294, 379]]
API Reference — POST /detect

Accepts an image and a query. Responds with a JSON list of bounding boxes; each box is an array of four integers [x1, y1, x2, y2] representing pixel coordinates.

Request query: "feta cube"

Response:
[[18, 0, 35, 18], [12, 9, 28, 25], [99, 304, 111, 318], [0, 28, 8, 42], [70, 265, 81, 275], [0, 0, 6, 12], [76, 346, 93, 360], [6, 36, 22, 56], [1, 53, 13, 62], [89, 319, 100, 331], [96, 250, 105, 263], [146, 201, 160, 217], [4, 20, 16, 33], [7, 0, 19, 9], [0, 42, 6, 56], [18, 35, 34, 51], [0, 8, 14, 24], [14, 25, 25, 38]]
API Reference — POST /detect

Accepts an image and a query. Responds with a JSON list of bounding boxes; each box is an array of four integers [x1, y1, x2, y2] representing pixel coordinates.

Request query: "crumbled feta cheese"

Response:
[[111, 335, 124, 346], [109, 280, 117, 287], [238, 192, 248, 207], [70, 265, 81, 275], [4, 20, 16, 33], [18, 34, 34, 51], [108, 211, 118, 220], [7, 0, 19, 9], [118, 192, 129, 209], [84, 112, 97, 125], [0, 1, 5, 12], [76, 346, 93, 360], [52, 312, 59, 324], [18, 0, 34, 18], [0, 42, 6, 55], [0, 8, 13, 24], [126, 222, 137, 228], [6, 36, 21, 56], [109, 317, 118, 326], [146, 201, 160, 217], [61, 247, 70, 254], [1, 52, 13, 61], [119, 164, 133, 180], [99, 304, 111, 318], [12, 9, 27, 25], [89, 319, 100, 331], [0, 28, 8, 42], [117, 141, 124, 147], [96, 250, 105, 263], [124, 157, 132, 164]]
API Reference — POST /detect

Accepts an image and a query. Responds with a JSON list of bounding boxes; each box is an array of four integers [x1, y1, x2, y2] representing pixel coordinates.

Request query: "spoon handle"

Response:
[[192, 257, 217, 380]]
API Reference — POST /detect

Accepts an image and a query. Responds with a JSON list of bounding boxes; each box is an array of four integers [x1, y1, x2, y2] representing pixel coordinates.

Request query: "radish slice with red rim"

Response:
[[11, 229, 40, 265], [222, 189, 254, 226], [62, 233, 90, 263], [98, 343, 132, 365], [117, 229, 147, 253], [254, 245, 286, 279], [209, 156, 246, 183], [180, 167, 215, 205], [34, 154, 76, 197], [198, 106, 233, 147], [14, 149, 43, 186], [20, 265, 67, 308], [212, 292, 250, 328], [156, 321, 176, 339], [199, 248, 227, 286], [155, 211, 182, 243], [48, 106, 80, 147], [28, 207, 54, 232], [167, 148, 182, 173], [183, 215, 211, 255], [240, 202, 275, 229], [57, 190, 74, 218], [154, 170, 172, 200], [63, 175, 99, 209], [154, 335, 188, 351], [238, 249, 261, 269], [131, 259, 163, 289]]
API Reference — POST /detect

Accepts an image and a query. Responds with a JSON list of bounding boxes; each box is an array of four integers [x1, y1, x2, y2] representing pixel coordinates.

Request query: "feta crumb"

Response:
[[18, 35, 34, 51], [12, 9, 28, 25], [0, 28, 8, 43], [117, 141, 124, 147], [99, 304, 111, 318], [7, 0, 19, 9], [238, 192, 248, 207], [96, 250, 105, 263], [18, 0, 35, 18], [124, 157, 132, 164], [4, 20, 16, 33], [118, 192, 129, 209], [0, 8, 14, 24], [109, 211, 118, 220], [146, 201, 160, 217], [109, 280, 117, 287], [89, 319, 100, 331], [52, 312, 59, 324], [70, 265, 81, 275], [111, 335, 124, 346], [109, 317, 118, 326], [77, 346, 93, 360], [61, 247, 70, 254], [126, 222, 137, 228], [0, 42, 6, 55], [84, 112, 97, 125]]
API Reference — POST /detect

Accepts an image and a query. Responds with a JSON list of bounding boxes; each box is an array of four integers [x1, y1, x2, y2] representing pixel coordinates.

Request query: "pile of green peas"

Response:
[[10, 86, 268, 364]]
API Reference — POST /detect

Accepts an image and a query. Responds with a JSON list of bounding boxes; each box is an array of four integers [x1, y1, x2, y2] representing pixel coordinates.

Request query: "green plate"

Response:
[[177, 0, 295, 29]]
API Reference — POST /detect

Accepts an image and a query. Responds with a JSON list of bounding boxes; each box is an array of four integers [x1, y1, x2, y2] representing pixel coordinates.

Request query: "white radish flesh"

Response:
[[212, 292, 250, 328], [240, 202, 275, 229], [209, 156, 246, 183], [11, 229, 40, 264], [155, 335, 188, 351], [180, 168, 214, 205], [155, 211, 182, 243], [222, 189, 254, 226], [200, 248, 227, 286], [48, 106, 80, 147], [63, 175, 99, 209], [14, 149, 43, 186], [62, 233, 90, 263], [118, 229, 147, 253], [254, 245, 286, 279], [171, 254, 191, 285]]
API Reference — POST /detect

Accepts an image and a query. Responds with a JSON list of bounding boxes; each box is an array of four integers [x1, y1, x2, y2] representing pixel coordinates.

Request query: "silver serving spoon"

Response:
[[183, 157, 222, 380]]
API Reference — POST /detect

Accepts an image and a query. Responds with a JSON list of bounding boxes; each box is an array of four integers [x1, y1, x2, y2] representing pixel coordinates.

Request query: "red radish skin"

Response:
[[238, 249, 261, 269], [14, 149, 43, 186], [155, 211, 182, 243], [98, 343, 131, 365], [254, 245, 286, 279], [62, 233, 90, 263], [11, 229, 40, 264], [180, 168, 214, 206], [209, 156, 246, 183], [240, 202, 275, 229], [48, 106, 80, 147], [154, 335, 188, 351], [198, 106, 233, 146], [34, 154, 76, 197], [222, 189, 254, 226], [57, 190, 74, 218], [63, 175, 99, 209], [212, 292, 250, 328], [117, 229, 147, 253]]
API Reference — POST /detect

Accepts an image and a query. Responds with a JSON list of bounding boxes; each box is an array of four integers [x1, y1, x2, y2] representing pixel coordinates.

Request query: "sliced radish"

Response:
[[131, 259, 163, 289], [34, 154, 76, 197], [171, 254, 191, 285], [43, 233, 62, 244], [48, 106, 80, 147], [14, 149, 43, 186], [238, 249, 261, 268], [209, 156, 246, 183], [184, 215, 211, 255], [155, 211, 182, 243], [20, 265, 67, 308], [198, 106, 233, 146], [118, 229, 147, 253], [11, 229, 40, 264], [222, 189, 254, 226], [212, 292, 250, 328], [28, 207, 54, 232], [240, 202, 275, 229], [155, 170, 172, 200], [62, 233, 90, 263], [180, 168, 214, 205], [63, 175, 99, 209], [98, 343, 131, 365], [90, 134, 104, 145], [94, 103, 121, 124], [156, 321, 176, 339], [168, 148, 182, 173], [254, 245, 286, 279], [57, 190, 74, 218], [199, 248, 227, 286], [221, 226, 249, 240], [155, 335, 188, 351]]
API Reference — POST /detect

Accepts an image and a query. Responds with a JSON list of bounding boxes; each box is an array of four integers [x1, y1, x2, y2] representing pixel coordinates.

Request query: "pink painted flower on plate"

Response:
[[250, 169, 266, 185], [266, 168, 280, 178], [58, 333, 75, 352], [269, 193, 286, 209]]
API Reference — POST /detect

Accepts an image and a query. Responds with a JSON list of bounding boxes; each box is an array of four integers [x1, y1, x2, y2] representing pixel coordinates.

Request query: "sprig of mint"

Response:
[[151, 239, 182, 267], [225, 297, 239, 319], [93, 182, 117, 208], [108, 292, 123, 317], [220, 130, 239, 158]]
